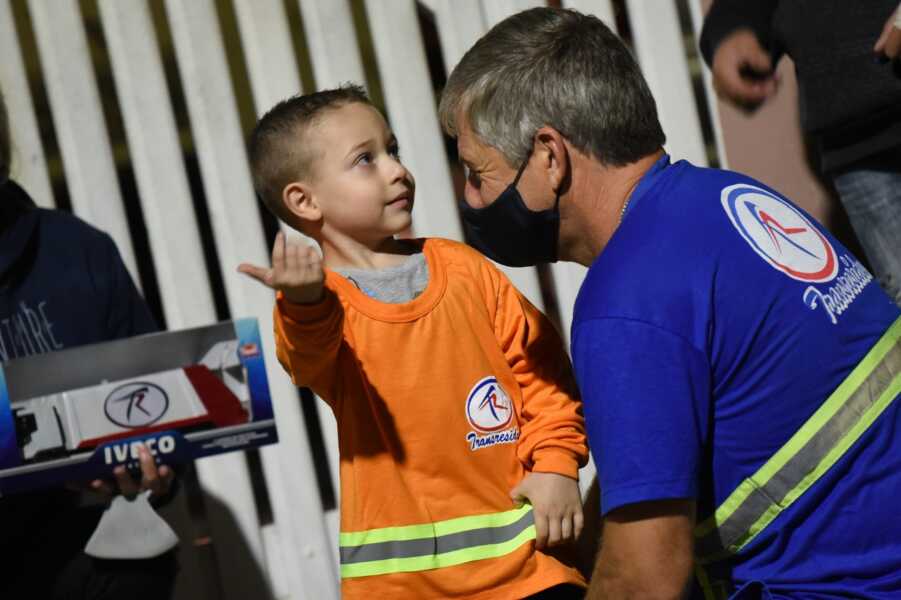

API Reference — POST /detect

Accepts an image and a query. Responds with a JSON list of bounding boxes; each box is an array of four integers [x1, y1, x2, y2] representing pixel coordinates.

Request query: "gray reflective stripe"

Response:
[[695, 327, 901, 562], [340, 507, 534, 565]]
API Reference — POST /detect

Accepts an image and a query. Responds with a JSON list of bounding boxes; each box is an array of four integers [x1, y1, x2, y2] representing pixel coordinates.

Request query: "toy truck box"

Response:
[[0, 318, 277, 495]]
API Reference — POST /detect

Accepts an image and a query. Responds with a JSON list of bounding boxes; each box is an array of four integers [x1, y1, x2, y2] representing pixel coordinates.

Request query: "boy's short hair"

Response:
[[248, 84, 372, 223]]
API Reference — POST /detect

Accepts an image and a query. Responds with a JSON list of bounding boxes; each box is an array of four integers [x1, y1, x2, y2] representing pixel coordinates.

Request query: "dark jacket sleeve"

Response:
[[699, 0, 782, 67], [93, 232, 158, 339]]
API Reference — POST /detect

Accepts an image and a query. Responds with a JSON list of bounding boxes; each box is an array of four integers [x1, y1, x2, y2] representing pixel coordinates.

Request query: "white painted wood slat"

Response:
[[425, 0, 485, 72], [481, 0, 547, 29], [96, 0, 216, 331], [625, 0, 707, 166], [562, 0, 615, 28], [27, 0, 139, 281], [164, 1, 338, 598], [687, 0, 727, 168], [296, 0, 366, 90], [363, 0, 460, 242], [0, 0, 54, 207], [232, 0, 341, 575]]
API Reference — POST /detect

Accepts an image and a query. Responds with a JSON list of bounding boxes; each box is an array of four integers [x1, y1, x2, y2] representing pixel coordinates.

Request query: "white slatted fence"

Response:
[[27, 0, 140, 280]]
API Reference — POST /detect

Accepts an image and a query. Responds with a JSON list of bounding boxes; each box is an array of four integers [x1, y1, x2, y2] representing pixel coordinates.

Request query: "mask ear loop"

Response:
[[511, 145, 534, 188]]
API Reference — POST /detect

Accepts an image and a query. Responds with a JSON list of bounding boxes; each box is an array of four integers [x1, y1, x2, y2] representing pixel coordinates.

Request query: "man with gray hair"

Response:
[[440, 7, 901, 599]]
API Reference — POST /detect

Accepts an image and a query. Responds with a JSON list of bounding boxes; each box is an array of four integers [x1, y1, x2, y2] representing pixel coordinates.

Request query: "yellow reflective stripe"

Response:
[[734, 371, 901, 554], [695, 315, 901, 555], [338, 504, 533, 547], [340, 524, 536, 579]]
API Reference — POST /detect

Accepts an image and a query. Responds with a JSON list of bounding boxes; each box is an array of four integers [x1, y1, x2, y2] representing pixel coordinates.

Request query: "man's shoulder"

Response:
[[665, 159, 765, 195]]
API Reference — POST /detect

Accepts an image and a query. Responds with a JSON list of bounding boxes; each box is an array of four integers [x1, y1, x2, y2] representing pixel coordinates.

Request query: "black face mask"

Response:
[[459, 154, 560, 267]]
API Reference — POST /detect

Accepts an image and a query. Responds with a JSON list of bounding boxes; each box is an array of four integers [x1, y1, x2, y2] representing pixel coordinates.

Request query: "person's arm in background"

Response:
[[874, 3, 901, 60], [699, 0, 781, 110]]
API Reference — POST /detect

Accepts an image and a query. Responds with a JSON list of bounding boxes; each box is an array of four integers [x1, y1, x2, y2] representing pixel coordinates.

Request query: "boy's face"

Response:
[[302, 102, 415, 244]]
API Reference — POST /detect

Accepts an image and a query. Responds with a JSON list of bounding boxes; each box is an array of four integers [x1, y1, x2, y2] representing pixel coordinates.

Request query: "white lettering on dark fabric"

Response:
[[0, 300, 64, 361], [803, 255, 874, 325]]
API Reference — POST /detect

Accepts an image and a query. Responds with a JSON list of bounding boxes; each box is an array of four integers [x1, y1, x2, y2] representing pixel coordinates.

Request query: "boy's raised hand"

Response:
[[511, 472, 584, 549], [238, 231, 325, 305]]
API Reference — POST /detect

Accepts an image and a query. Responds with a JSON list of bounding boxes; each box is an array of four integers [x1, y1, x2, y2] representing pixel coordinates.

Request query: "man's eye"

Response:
[[465, 166, 481, 187]]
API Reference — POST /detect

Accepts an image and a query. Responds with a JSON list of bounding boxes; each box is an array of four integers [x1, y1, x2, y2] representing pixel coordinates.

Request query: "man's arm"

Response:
[[588, 500, 695, 600]]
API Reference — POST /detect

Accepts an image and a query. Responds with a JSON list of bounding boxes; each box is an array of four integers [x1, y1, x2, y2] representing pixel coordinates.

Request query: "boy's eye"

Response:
[[388, 144, 401, 160], [355, 152, 372, 166]]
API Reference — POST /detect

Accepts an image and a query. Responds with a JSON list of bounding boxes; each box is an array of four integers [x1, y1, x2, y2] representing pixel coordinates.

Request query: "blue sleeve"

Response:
[[572, 318, 711, 515]]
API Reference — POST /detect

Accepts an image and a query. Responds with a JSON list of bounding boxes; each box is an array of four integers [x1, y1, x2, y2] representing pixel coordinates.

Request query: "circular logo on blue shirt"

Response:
[[104, 382, 170, 429], [721, 183, 837, 283], [465, 376, 513, 433]]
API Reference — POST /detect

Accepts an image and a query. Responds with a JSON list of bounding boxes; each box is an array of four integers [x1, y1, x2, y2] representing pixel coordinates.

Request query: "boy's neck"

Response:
[[320, 234, 417, 270]]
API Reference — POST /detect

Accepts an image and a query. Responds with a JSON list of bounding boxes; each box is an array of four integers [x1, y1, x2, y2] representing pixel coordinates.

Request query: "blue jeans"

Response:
[[832, 151, 901, 307]]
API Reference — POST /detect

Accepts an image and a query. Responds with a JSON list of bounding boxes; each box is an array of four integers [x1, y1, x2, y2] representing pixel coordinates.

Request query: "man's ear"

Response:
[[534, 126, 570, 195], [282, 181, 321, 224]]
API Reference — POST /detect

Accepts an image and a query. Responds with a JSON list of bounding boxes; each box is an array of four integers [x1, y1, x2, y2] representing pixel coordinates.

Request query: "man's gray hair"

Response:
[[439, 7, 665, 167], [0, 89, 9, 183]]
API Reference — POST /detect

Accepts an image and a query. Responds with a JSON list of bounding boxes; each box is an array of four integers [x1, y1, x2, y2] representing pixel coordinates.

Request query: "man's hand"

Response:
[[238, 231, 325, 305], [711, 28, 778, 110], [511, 472, 583, 549], [874, 6, 901, 61], [70, 444, 175, 502]]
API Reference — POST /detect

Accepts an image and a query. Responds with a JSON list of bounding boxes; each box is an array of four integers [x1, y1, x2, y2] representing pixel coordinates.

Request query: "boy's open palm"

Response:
[[238, 231, 325, 305], [511, 472, 583, 550]]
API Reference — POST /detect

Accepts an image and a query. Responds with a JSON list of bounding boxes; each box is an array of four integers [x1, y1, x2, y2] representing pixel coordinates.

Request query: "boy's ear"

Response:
[[282, 181, 321, 223]]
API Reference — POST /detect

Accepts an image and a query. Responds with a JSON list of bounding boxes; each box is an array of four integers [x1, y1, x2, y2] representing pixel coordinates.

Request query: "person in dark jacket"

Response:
[[700, 1, 901, 307], [1, 91, 178, 599]]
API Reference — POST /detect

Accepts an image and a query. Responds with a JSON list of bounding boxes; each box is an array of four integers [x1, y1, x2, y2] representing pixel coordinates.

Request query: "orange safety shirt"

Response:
[[274, 238, 588, 599]]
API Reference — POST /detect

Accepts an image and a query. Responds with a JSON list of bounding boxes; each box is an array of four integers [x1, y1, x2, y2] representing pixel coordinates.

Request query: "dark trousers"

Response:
[[1, 502, 177, 600]]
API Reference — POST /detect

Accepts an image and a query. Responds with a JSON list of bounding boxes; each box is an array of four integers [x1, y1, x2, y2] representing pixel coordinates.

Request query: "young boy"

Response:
[[239, 85, 588, 599]]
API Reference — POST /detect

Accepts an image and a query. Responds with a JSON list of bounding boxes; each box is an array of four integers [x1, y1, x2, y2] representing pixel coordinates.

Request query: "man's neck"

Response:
[[320, 232, 416, 271], [560, 149, 664, 266]]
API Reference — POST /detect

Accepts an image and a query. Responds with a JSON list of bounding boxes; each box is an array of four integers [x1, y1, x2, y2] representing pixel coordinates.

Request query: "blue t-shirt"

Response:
[[572, 155, 901, 597]]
